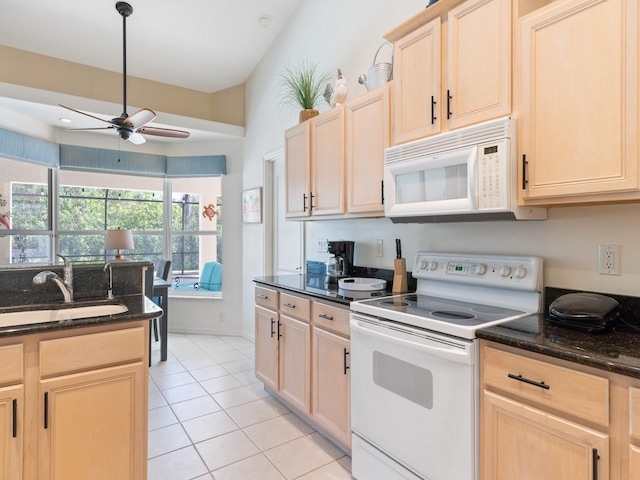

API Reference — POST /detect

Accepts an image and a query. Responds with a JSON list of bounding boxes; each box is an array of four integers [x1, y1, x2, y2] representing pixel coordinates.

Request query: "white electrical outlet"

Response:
[[376, 239, 383, 257], [317, 238, 328, 253], [598, 244, 621, 275]]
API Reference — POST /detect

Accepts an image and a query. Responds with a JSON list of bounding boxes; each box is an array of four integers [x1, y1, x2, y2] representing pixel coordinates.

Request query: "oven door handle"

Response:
[[351, 319, 472, 365]]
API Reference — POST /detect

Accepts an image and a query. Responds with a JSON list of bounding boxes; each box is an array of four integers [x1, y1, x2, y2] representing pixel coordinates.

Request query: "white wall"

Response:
[[242, 0, 640, 339], [241, 0, 429, 338]]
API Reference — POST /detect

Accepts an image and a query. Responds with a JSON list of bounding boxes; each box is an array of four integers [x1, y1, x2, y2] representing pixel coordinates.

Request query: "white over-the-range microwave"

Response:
[[384, 117, 547, 222]]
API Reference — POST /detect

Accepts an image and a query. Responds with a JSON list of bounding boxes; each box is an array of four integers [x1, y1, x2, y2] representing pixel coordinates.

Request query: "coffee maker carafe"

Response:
[[325, 241, 355, 284]]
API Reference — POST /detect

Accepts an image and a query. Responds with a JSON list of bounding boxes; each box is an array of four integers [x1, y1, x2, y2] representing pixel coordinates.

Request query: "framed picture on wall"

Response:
[[242, 187, 262, 224]]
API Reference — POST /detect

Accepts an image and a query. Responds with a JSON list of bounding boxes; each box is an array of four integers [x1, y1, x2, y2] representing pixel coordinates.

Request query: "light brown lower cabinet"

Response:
[[482, 391, 609, 479], [312, 327, 350, 447], [0, 384, 22, 480], [278, 315, 311, 415], [254, 286, 351, 451], [0, 322, 148, 480], [481, 339, 640, 480]]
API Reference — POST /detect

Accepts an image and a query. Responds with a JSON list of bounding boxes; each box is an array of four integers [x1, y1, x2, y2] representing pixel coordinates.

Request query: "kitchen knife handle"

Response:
[[395, 239, 401, 259]]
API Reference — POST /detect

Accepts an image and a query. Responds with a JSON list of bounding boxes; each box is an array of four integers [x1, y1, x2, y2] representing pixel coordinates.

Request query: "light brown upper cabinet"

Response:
[[284, 85, 390, 221], [520, 0, 639, 205], [345, 85, 391, 216], [284, 109, 345, 219], [284, 122, 311, 218], [386, 0, 512, 145]]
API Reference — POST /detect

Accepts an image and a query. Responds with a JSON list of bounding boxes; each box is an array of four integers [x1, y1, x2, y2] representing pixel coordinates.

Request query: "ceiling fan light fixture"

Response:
[[58, 1, 190, 145]]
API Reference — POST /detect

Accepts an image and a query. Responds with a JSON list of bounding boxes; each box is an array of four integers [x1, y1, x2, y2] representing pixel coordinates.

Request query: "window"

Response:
[[0, 157, 52, 265], [58, 170, 164, 263], [1, 162, 223, 294], [170, 177, 222, 296]]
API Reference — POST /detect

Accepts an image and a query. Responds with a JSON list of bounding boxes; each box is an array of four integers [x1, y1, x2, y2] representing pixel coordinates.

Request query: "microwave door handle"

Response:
[[468, 147, 479, 210]]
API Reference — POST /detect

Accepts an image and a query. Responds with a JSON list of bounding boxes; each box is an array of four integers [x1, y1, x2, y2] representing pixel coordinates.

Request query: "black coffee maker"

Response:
[[326, 241, 355, 285]]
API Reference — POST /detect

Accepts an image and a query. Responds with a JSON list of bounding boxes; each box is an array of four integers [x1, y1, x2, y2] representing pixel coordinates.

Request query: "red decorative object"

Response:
[[202, 204, 217, 221]]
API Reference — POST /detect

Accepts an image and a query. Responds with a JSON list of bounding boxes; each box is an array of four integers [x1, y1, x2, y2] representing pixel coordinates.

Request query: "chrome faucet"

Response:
[[103, 262, 114, 299], [32, 254, 74, 303]]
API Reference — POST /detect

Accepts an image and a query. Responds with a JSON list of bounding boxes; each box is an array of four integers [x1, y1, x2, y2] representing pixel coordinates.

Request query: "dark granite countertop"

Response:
[[253, 274, 387, 306], [478, 287, 640, 379], [0, 294, 162, 338]]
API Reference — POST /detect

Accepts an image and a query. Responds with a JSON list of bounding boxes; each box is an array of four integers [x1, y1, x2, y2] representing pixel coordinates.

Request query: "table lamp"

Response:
[[104, 228, 134, 260]]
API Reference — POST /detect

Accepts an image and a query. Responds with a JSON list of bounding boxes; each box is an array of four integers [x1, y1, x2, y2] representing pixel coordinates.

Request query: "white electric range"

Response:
[[349, 252, 543, 480]]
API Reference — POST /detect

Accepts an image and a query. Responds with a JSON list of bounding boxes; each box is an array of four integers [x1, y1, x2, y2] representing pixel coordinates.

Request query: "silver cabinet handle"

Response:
[[318, 313, 334, 321], [284, 303, 296, 308], [257, 294, 268, 299]]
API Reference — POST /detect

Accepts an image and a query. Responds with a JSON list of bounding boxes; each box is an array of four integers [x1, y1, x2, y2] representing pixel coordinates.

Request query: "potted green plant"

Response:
[[279, 58, 330, 123]]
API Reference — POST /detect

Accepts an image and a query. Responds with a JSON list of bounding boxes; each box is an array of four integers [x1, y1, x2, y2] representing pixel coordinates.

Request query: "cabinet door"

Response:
[[346, 85, 390, 215], [312, 328, 350, 447], [278, 315, 311, 414], [631, 445, 640, 479], [285, 122, 311, 218], [447, 0, 511, 130], [39, 363, 146, 480], [482, 391, 609, 479], [255, 306, 278, 391], [310, 109, 345, 216], [0, 385, 22, 480], [393, 17, 441, 145], [521, 0, 638, 201]]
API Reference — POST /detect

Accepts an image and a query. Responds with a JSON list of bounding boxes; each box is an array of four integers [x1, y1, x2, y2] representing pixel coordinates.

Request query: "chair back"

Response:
[[144, 264, 154, 298], [199, 261, 222, 291], [157, 260, 172, 280]]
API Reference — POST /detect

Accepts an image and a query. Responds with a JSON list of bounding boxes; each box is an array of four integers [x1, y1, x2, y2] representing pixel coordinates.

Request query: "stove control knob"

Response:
[[514, 266, 527, 278], [420, 260, 428, 270], [428, 261, 438, 271], [499, 265, 512, 277], [474, 264, 487, 275]]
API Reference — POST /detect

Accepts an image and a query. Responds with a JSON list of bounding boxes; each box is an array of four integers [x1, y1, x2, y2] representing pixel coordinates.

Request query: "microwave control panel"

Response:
[[477, 141, 508, 210]]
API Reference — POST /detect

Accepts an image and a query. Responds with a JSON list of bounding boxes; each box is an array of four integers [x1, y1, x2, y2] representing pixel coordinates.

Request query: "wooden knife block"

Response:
[[392, 258, 408, 293]]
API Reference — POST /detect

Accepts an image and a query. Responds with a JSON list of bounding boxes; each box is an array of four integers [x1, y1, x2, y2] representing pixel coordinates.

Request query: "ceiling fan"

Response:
[[60, 2, 189, 145]]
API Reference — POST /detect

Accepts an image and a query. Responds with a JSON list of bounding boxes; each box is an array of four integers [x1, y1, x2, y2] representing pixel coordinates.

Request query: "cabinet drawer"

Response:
[[280, 293, 311, 322], [630, 387, 640, 440], [482, 346, 609, 426], [40, 327, 145, 377], [0, 344, 23, 385], [311, 301, 350, 337], [255, 286, 279, 311]]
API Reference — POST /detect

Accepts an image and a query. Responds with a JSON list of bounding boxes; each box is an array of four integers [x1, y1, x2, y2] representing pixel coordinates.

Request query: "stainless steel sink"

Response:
[[0, 304, 128, 328]]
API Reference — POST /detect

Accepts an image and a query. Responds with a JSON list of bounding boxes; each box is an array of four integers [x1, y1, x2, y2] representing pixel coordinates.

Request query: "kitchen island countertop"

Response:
[[0, 294, 161, 338]]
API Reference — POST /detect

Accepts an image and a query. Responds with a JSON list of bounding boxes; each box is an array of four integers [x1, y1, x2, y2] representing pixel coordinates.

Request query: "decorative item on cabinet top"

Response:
[[278, 57, 331, 124], [358, 42, 393, 91], [323, 69, 348, 108]]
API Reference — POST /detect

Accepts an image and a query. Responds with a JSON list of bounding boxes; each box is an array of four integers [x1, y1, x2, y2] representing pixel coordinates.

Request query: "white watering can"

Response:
[[358, 42, 393, 91]]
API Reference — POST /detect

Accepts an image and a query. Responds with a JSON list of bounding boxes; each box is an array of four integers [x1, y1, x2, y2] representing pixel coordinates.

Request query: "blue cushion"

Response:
[[199, 261, 222, 291]]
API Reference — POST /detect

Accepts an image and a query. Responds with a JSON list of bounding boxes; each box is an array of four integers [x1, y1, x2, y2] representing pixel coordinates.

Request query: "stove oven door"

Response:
[[350, 313, 477, 480]]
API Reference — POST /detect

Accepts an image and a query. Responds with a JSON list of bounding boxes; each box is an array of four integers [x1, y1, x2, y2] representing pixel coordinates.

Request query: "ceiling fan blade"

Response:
[[67, 127, 113, 132], [59, 104, 117, 126], [128, 132, 146, 145], [137, 126, 190, 138], [125, 108, 156, 128]]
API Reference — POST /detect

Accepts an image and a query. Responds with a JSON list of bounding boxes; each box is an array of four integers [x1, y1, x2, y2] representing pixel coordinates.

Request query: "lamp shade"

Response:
[[104, 228, 134, 260]]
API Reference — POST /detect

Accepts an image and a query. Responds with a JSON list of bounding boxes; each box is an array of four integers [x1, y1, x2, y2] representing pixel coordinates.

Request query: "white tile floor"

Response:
[[148, 333, 352, 480]]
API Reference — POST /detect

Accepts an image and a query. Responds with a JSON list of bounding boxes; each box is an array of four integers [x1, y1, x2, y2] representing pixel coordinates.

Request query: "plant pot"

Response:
[[299, 109, 319, 123]]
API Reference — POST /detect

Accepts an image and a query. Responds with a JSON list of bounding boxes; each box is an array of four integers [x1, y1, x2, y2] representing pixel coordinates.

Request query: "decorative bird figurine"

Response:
[[323, 69, 348, 108]]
